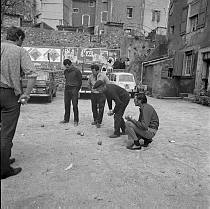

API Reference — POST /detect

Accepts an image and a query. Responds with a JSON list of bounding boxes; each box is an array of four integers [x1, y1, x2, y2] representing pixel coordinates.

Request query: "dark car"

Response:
[[22, 71, 58, 102]]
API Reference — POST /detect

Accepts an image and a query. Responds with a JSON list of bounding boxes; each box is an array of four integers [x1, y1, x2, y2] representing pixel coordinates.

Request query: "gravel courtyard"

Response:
[[1, 91, 210, 209]]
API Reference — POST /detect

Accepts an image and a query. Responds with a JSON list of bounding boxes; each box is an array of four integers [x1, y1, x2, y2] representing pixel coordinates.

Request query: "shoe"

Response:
[[126, 144, 141, 150], [9, 158, 15, 164], [120, 131, 126, 135], [60, 120, 69, 124], [142, 140, 152, 147], [1, 167, 22, 179], [96, 123, 101, 128], [91, 121, 97, 125], [109, 134, 120, 138], [74, 122, 78, 127]]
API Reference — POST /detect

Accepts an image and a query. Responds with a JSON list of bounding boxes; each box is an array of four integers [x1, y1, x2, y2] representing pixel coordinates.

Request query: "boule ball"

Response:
[[80, 132, 84, 136], [97, 140, 102, 145]]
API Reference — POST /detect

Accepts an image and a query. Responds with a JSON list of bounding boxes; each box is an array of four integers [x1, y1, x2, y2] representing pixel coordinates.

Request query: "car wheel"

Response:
[[48, 93, 53, 103]]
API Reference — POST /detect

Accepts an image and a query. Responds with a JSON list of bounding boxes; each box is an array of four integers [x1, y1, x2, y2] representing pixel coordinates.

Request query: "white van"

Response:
[[108, 72, 137, 97]]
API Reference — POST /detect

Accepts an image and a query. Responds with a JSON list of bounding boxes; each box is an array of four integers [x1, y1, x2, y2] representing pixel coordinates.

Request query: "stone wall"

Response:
[[1, 26, 124, 49]]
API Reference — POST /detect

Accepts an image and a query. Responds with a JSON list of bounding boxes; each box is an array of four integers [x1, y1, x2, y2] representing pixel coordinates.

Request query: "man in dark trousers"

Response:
[[1, 26, 37, 179], [125, 92, 159, 150], [60, 59, 82, 126], [88, 64, 109, 128], [93, 80, 130, 138]]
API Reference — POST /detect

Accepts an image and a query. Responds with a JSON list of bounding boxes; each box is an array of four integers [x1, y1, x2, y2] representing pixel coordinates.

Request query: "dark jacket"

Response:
[[134, 103, 159, 130], [64, 66, 82, 90], [104, 84, 130, 113]]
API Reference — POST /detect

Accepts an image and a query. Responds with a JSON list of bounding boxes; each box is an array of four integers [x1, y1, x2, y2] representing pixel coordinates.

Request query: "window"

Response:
[[168, 68, 173, 78], [119, 75, 134, 82], [73, 8, 79, 13], [101, 11, 108, 22], [184, 52, 193, 76], [190, 15, 198, 31], [89, 1, 95, 7], [127, 7, 133, 18], [152, 10, 160, 22]]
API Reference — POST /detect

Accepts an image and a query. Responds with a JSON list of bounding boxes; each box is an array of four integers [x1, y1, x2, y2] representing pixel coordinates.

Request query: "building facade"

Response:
[[167, 0, 210, 96], [142, 0, 169, 35]]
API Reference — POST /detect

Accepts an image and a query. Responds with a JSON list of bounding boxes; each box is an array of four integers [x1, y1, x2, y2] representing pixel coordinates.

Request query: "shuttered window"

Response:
[[190, 1, 200, 17], [197, 0, 207, 29], [173, 51, 184, 76], [180, 7, 188, 35]]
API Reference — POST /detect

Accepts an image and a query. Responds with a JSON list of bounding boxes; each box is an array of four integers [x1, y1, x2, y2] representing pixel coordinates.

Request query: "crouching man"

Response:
[[125, 93, 159, 150]]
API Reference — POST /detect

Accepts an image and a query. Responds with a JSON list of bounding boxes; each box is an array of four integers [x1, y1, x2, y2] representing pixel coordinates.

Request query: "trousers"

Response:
[[114, 98, 130, 136], [0, 88, 20, 176], [64, 87, 79, 122], [125, 121, 156, 145], [91, 93, 106, 124]]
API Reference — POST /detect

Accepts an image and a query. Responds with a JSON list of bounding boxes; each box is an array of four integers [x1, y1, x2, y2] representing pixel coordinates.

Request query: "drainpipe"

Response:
[[140, 61, 144, 84]]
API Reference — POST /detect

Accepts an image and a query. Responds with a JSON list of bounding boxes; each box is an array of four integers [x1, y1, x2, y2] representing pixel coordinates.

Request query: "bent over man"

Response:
[[88, 64, 109, 128], [93, 81, 130, 138], [125, 93, 159, 150], [1, 26, 37, 179]]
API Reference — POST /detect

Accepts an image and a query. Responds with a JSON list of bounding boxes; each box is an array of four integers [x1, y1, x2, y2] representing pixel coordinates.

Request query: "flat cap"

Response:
[[93, 80, 105, 89]]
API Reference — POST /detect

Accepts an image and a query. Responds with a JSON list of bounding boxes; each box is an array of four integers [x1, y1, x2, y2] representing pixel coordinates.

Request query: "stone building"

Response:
[[141, 0, 210, 100], [167, 0, 210, 96]]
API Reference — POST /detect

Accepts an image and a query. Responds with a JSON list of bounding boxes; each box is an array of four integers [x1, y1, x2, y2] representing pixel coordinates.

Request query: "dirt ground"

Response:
[[1, 91, 210, 209]]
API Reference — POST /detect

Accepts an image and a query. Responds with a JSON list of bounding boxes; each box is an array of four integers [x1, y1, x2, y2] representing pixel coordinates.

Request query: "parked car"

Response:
[[108, 72, 137, 97], [22, 71, 58, 103]]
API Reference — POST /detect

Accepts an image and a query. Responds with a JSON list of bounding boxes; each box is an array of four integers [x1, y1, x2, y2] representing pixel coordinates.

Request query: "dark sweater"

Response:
[[64, 66, 82, 89], [134, 103, 159, 130], [104, 84, 130, 113]]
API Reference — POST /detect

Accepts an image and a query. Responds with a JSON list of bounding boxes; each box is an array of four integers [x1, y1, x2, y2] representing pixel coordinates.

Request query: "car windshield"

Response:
[[37, 72, 49, 80], [119, 74, 134, 82]]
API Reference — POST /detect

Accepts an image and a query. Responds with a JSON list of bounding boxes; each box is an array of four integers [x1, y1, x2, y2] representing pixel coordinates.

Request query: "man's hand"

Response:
[[18, 94, 30, 105], [125, 115, 133, 121], [107, 110, 114, 116]]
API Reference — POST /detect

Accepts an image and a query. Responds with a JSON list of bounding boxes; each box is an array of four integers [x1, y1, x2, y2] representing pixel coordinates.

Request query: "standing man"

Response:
[[88, 64, 109, 128], [93, 81, 130, 138], [1, 26, 37, 179], [60, 59, 82, 126], [125, 93, 159, 150]]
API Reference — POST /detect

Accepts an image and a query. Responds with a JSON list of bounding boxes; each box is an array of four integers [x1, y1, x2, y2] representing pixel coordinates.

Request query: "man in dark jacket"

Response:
[[125, 92, 159, 150], [93, 80, 130, 138], [60, 59, 82, 126]]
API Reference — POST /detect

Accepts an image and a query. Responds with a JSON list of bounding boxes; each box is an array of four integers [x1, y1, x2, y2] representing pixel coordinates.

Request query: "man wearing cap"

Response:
[[93, 81, 130, 138], [125, 92, 159, 150], [88, 64, 109, 128]]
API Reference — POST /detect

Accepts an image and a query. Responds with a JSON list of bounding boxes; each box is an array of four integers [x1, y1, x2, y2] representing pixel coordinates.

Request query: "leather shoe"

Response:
[[96, 123, 101, 128], [60, 120, 69, 124], [91, 121, 97, 125], [9, 158, 15, 164], [1, 167, 22, 179], [74, 122, 78, 127], [109, 134, 120, 138], [126, 144, 141, 150]]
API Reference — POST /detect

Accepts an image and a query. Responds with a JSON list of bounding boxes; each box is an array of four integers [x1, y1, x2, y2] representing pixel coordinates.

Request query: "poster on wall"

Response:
[[62, 47, 120, 65], [24, 47, 61, 63]]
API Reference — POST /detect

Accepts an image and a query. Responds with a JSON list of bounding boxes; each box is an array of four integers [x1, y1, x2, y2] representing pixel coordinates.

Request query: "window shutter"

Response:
[[197, 0, 207, 28], [192, 51, 198, 76], [180, 7, 188, 35], [190, 1, 200, 17], [173, 51, 184, 76]]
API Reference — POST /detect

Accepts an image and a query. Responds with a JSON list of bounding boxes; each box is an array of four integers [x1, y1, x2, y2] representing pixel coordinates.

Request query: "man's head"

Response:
[[6, 26, 25, 46], [91, 64, 100, 76], [134, 92, 147, 107], [93, 80, 106, 93], [63, 59, 72, 69]]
